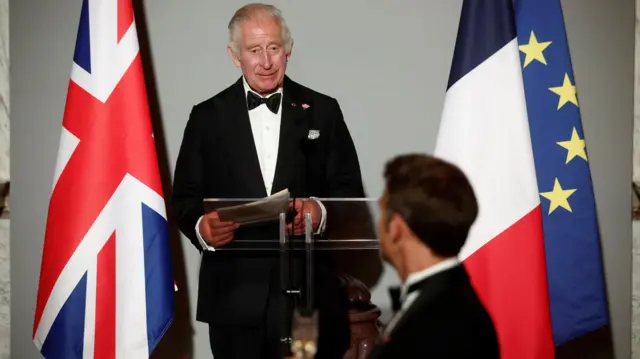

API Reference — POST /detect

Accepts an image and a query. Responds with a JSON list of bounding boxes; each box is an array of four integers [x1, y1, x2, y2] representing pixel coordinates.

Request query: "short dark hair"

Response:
[[383, 154, 478, 257]]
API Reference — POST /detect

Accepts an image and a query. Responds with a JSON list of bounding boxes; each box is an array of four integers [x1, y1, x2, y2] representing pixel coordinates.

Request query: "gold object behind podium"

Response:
[[291, 309, 318, 359]]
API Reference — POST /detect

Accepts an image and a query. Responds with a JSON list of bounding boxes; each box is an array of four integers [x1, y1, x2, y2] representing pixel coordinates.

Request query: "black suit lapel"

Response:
[[389, 265, 468, 337], [271, 77, 309, 196], [220, 78, 267, 198]]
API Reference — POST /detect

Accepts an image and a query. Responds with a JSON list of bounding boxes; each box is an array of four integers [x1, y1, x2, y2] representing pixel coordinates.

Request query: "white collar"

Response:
[[400, 257, 460, 302], [242, 76, 283, 99]]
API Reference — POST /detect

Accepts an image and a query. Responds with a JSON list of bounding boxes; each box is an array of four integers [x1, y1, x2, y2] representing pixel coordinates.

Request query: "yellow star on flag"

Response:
[[518, 31, 552, 68], [557, 127, 587, 164], [549, 73, 578, 109], [540, 178, 577, 214]]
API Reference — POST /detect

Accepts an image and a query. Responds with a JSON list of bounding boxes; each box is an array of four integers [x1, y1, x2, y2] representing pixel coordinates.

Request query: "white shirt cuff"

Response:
[[195, 215, 215, 251], [312, 198, 327, 235]]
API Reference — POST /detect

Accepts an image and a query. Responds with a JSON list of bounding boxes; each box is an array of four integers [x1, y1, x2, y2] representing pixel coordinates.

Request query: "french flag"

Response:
[[435, 0, 555, 357], [436, 0, 609, 357]]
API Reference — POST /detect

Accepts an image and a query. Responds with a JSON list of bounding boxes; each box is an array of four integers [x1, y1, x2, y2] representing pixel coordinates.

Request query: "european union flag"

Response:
[[515, 0, 609, 345]]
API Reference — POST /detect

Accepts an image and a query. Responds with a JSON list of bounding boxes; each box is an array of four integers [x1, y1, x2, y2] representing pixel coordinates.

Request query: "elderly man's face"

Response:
[[228, 16, 290, 95]]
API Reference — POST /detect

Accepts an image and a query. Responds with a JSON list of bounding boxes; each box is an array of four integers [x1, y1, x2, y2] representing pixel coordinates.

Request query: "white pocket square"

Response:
[[307, 129, 320, 140]]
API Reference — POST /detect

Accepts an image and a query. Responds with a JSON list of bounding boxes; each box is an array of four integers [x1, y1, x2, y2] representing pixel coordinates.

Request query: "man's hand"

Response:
[[287, 200, 321, 235], [198, 211, 239, 247]]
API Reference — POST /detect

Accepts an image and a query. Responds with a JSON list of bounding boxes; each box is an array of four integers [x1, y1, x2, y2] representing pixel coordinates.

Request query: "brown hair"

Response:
[[383, 154, 478, 257]]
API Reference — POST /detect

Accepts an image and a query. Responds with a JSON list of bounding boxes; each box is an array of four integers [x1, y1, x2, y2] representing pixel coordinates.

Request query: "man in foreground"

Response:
[[171, 3, 364, 359], [372, 153, 500, 358]]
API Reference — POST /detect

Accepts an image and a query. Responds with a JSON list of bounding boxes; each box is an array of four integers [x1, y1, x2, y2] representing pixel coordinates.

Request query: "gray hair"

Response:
[[227, 3, 293, 56]]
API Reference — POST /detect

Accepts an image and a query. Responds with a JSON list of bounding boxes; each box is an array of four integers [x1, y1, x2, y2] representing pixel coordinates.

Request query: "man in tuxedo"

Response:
[[171, 3, 364, 359], [371, 154, 500, 358]]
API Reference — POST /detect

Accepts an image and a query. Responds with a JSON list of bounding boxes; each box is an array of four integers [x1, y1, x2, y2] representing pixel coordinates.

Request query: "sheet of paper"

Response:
[[204, 189, 291, 225]]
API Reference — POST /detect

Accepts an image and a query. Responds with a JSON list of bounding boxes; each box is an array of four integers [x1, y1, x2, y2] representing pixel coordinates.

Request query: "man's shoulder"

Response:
[[285, 77, 339, 105], [191, 77, 243, 112], [390, 289, 498, 355]]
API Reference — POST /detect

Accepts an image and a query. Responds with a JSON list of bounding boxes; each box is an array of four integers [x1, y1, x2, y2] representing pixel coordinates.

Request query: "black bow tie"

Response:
[[247, 91, 281, 114]]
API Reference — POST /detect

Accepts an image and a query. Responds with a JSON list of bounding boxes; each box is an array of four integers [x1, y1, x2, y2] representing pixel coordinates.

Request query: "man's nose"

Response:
[[261, 52, 272, 69]]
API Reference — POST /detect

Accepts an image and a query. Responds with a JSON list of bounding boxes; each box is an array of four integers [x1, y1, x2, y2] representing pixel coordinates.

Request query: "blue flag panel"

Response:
[[514, 0, 609, 345]]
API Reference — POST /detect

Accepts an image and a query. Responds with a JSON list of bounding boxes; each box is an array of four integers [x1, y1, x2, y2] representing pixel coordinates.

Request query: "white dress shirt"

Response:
[[384, 258, 461, 335], [195, 77, 326, 251]]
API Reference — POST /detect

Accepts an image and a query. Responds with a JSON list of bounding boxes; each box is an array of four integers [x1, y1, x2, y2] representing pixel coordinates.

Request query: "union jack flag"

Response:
[[32, 0, 175, 357]]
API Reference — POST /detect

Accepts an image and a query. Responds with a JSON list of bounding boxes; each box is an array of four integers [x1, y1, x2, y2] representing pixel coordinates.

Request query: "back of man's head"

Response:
[[383, 154, 478, 257]]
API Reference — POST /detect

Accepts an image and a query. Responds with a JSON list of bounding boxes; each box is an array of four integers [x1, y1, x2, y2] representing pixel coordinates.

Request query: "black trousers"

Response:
[[208, 263, 351, 359]]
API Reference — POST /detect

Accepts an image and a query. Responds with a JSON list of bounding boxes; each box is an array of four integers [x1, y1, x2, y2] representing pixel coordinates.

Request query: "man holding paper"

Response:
[[171, 3, 365, 359]]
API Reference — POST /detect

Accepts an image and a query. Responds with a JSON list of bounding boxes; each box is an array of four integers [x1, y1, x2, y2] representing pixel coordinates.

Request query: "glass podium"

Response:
[[203, 196, 381, 358]]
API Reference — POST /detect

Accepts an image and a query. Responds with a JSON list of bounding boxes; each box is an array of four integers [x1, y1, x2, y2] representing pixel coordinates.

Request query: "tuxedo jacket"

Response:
[[371, 265, 500, 359], [171, 76, 365, 326]]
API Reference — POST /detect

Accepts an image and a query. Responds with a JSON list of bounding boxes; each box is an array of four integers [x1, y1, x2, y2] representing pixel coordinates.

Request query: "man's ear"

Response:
[[227, 45, 241, 68], [388, 213, 406, 244], [286, 42, 293, 62]]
